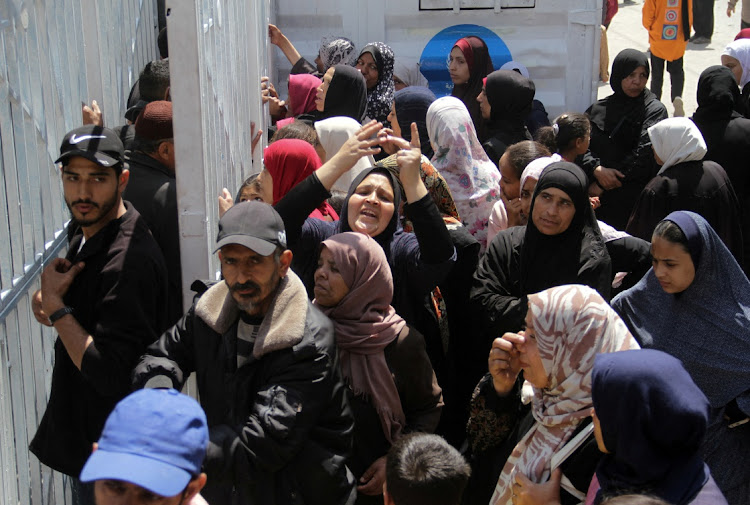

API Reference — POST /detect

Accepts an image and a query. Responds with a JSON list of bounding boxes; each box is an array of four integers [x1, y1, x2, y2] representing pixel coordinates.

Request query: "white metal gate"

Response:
[[0, 0, 158, 503]]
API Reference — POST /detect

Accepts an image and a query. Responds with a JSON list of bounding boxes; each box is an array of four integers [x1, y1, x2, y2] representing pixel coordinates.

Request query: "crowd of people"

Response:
[[26, 9, 750, 505]]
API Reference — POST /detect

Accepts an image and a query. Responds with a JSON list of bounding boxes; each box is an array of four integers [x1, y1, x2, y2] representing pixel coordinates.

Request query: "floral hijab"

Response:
[[319, 36, 357, 69], [359, 42, 395, 125], [491, 284, 640, 505], [426, 96, 501, 252]]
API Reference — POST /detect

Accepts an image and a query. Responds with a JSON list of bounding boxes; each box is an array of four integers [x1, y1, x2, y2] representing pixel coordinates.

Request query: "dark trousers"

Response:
[[693, 0, 715, 38], [650, 54, 685, 102]]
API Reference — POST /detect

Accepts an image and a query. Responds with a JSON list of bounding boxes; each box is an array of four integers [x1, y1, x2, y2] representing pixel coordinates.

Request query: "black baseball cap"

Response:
[[214, 201, 287, 256], [55, 125, 125, 168]]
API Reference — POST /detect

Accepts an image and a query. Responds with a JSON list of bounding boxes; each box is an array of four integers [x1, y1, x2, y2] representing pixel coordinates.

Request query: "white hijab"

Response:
[[722, 39, 750, 87], [314, 116, 375, 193], [647, 118, 707, 174]]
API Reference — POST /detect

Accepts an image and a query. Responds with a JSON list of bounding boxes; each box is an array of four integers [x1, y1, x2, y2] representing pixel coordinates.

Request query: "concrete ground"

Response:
[[598, 0, 745, 117]]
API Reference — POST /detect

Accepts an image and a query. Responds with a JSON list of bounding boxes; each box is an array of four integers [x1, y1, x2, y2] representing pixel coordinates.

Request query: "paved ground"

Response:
[[598, 0, 745, 117]]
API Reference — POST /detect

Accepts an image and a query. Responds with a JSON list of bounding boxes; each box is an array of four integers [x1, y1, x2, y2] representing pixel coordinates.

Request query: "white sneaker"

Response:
[[673, 96, 684, 117]]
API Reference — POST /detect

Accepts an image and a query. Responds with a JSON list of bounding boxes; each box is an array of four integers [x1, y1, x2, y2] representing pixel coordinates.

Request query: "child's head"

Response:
[[384, 434, 471, 505], [498, 140, 550, 200], [535, 113, 591, 160], [235, 173, 267, 204]]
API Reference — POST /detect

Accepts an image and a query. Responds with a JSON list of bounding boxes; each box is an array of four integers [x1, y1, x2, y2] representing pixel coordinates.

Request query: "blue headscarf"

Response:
[[394, 86, 436, 159], [592, 349, 710, 504], [612, 211, 750, 414]]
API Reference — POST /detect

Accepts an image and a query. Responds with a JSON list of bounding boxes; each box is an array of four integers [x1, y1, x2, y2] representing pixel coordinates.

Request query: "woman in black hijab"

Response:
[[579, 49, 668, 230], [299, 64, 368, 125], [479, 69, 535, 166], [470, 161, 611, 343], [691, 65, 750, 273]]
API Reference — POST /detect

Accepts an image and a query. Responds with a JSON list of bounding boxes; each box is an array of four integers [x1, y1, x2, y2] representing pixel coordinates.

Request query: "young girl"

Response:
[[536, 113, 591, 163]]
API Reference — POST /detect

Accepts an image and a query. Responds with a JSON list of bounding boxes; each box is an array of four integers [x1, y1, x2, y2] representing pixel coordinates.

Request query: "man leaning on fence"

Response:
[[30, 125, 169, 505]]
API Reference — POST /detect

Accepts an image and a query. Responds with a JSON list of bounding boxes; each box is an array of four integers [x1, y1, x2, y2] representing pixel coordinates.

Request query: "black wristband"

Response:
[[48, 306, 74, 324]]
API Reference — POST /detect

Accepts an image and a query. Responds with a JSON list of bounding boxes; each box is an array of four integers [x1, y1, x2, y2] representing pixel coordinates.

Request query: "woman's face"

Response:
[[387, 103, 402, 138], [721, 54, 743, 85], [650, 234, 696, 294], [356, 52, 379, 90], [255, 169, 274, 204], [519, 310, 548, 389], [520, 178, 537, 223], [448, 47, 470, 85], [498, 152, 521, 200], [313, 246, 350, 307], [393, 74, 407, 91], [532, 187, 576, 235], [316, 67, 335, 112], [347, 173, 396, 237], [621, 65, 648, 98], [477, 86, 491, 119]]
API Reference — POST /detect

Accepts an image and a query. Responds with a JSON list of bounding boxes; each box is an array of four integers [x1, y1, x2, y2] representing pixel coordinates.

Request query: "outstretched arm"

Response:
[[268, 24, 302, 66]]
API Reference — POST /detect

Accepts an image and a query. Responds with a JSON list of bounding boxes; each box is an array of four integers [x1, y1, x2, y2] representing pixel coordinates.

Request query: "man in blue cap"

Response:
[[80, 388, 208, 505]]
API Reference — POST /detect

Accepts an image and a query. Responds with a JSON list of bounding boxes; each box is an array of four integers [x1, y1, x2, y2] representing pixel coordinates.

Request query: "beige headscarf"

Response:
[[647, 117, 707, 174], [491, 284, 640, 505]]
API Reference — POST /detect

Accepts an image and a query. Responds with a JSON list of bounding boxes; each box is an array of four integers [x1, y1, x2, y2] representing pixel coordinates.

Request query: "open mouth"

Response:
[[360, 208, 378, 219]]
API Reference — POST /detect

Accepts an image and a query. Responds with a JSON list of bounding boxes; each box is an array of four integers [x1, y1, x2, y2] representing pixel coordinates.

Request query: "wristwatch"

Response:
[[48, 306, 74, 324]]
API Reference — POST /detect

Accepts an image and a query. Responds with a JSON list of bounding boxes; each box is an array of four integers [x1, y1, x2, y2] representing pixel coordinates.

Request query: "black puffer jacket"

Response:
[[133, 272, 356, 505]]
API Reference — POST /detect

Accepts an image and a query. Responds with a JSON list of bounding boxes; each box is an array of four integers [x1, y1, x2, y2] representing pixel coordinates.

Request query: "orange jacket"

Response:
[[643, 0, 693, 61]]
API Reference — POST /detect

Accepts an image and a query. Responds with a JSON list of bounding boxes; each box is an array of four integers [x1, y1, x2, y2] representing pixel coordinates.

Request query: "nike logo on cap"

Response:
[[70, 134, 106, 144]]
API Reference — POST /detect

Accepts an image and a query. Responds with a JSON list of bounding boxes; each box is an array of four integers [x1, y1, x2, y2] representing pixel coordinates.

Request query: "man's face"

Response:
[[94, 480, 185, 505], [219, 244, 290, 317], [62, 156, 127, 233]]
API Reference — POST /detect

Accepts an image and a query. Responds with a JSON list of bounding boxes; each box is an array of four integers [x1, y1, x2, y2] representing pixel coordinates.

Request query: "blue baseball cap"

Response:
[[80, 389, 208, 497]]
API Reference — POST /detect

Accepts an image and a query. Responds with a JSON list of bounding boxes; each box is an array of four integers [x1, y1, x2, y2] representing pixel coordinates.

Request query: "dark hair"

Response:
[[271, 120, 321, 148], [504, 141, 551, 179], [535, 113, 590, 154], [600, 494, 670, 505], [130, 136, 172, 155], [139, 59, 171, 102], [157, 27, 169, 58], [652, 219, 689, 253], [386, 433, 471, 505], [235, 173, 261, 203]]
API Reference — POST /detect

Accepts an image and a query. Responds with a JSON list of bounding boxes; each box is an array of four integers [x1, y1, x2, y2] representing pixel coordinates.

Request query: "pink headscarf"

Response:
[[263, 139, 338, 220], [313, 232, 407, 443], [288, 74, 321, 116]]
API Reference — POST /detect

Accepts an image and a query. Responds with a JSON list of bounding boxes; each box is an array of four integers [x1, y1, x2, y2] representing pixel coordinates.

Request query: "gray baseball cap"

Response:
[[214, 201, 287, 256]]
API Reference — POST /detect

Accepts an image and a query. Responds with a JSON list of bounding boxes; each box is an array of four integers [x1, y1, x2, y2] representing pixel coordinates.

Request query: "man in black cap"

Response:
[[133, 201, 356, 505], [30, 125, 169, 505]]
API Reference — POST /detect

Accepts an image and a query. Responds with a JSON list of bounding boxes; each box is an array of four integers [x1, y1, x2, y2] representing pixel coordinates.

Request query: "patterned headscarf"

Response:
[[319, 36, 357, 70], [359, 42, 395, 125], [491, 284, 640, 505], [426, 96, 501, 252], [313, 232, 407, 443]]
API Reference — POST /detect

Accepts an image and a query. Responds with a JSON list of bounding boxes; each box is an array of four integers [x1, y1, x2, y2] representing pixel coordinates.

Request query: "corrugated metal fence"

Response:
[[0, 1, 159, 503]]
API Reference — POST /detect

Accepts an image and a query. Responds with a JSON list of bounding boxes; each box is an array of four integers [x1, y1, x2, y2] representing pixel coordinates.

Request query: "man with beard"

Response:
[[133, 201, 357, 505], [31, 125, 169, 505]]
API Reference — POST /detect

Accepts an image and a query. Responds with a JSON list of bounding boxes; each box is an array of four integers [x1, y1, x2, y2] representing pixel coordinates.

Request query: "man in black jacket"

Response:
[[30, 125, 169, 505], [123, 100, 182, 324], [133, 201, 357, 505]]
